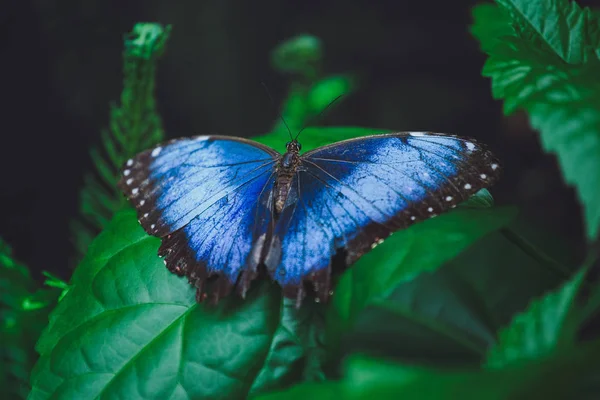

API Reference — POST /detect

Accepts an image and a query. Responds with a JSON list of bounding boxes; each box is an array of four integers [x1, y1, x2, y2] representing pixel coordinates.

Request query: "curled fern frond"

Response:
[[70, 23, 171, 258]]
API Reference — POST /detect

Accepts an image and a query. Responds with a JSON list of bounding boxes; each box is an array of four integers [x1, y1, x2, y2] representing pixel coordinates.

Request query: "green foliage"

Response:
[[471, 0, 600, 240], [30, 210, 326, 399], [328, 205, 517, 346], [70, 23, 171, 257], [0, 240, 60, 399], [486, 267, 587, 367], [258, 264, 600, 399], [24, 5, 600, 398]]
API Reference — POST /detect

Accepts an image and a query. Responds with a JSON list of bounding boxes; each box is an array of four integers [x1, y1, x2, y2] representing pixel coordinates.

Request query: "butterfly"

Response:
[[118, 131, 501, 307]]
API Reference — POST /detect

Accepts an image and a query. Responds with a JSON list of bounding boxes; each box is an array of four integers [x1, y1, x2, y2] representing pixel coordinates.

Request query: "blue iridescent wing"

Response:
[[118, 135, 279, 302], [264, 132, 501, 304]]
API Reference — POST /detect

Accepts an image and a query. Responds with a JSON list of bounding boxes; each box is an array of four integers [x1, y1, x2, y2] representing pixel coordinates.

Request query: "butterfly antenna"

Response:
[[261, 82, 294, 141], [294, 94, 344, 141]]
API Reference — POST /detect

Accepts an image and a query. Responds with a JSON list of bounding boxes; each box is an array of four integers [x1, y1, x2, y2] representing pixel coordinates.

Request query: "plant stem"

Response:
[[500, 227, 573, 278]]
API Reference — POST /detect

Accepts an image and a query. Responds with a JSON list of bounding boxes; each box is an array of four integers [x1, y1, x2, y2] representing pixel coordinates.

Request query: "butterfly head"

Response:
[[285, 140, 302, 153]]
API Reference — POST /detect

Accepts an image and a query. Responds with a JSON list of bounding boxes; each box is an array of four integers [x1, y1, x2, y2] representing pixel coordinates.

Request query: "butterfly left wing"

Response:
[[264, 132, 501, 305], [118, 135, 279, 302]]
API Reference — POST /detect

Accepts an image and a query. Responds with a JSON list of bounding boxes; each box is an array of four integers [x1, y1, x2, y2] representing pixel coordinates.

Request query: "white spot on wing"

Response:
[[409, 132, 427, 137], [464, 183, 472, 189], [126, 178, 133, 185], [126, 159, 133, 167], [466, 142, 475, 151], [151, 147, 162, 157], [124, 169, 131, 176], [427, 207, 433, 212], [410, 216, 416, 221], [480, 174, 487, 179], [445, 196, 453, 201], [132, 188, 139, 195], [150, 224, 156, 230], [491, 163, 498, 170], [143, 213, 149, 218], [139, 200, 146, 206]]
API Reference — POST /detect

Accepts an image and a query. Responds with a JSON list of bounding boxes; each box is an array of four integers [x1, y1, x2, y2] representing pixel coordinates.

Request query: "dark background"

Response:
[[0, 0, 590, 280]]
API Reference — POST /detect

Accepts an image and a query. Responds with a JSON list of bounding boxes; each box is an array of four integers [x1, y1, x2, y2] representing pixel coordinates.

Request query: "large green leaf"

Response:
[[341, 269, 497, 366], [328, 206, 517, 344], [471, 1, 600, 239], [337, 215, 577, 368], [30, 210, 325, 400], [496, 0, 600, 63]]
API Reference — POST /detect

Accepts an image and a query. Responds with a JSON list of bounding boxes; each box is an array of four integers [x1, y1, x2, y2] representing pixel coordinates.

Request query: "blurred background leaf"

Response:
[[0, 239, 60, 399]]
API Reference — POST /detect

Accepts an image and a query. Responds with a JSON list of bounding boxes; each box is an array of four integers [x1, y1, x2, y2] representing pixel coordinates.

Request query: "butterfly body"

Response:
[[118, 132, 501, 307], [274, 141, 302, 214]]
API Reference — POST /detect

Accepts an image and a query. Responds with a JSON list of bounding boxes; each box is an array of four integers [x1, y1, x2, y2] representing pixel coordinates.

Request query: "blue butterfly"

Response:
[[118, 132, 500, 306]]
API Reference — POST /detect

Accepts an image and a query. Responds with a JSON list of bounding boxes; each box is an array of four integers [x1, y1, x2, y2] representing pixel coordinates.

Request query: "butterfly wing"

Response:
[[118, 135, 279, 302], [264, 132, 500, 304]]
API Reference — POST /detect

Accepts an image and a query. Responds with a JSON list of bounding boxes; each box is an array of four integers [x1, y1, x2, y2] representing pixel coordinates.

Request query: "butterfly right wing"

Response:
[[264, 132, 500, 305], [118, 135, 279, 301]]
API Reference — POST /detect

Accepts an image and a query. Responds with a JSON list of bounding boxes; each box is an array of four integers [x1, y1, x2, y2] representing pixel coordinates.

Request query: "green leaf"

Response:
[[258, 382, 341, 400], [341, 349, 600, 399], [461, 188, 495, 208], [70, 22, 170, 259], [323, 214, 574, 370], [471, 2, 600, 239], [343, 270, 497, 365], [528, 98, 600, 240], [30, 210, 326, 400], [496, 0, 600, 64], [486, 266, 588, 368], [328, 206, 517, 347], [258, 342, 600, 400], [470, 4, 513, 53]]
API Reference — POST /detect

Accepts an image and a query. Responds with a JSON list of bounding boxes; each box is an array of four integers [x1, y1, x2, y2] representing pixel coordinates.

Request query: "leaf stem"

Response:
[[500, 227, 572, 278]]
